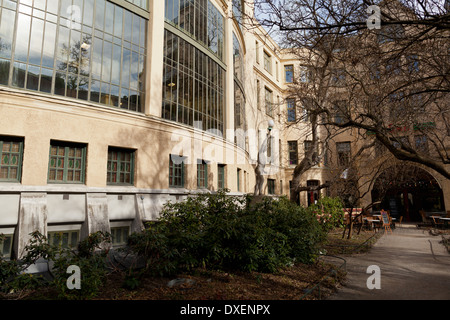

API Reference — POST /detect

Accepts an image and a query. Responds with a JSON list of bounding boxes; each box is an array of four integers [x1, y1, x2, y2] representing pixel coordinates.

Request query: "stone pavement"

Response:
[[327, 223, 450, 300]]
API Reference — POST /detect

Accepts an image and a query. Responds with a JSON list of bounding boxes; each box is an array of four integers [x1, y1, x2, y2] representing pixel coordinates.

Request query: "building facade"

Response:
[[0, 0, 448, 261]]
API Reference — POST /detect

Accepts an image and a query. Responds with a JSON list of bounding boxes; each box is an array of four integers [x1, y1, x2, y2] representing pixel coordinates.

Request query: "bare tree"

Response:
[[244, 0, 450, 192]]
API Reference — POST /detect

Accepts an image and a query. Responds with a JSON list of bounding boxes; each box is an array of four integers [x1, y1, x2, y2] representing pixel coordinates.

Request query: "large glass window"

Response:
[[0, 0, 147, 112], [165, 0, 224, 61], [162, 30, 224, 133]]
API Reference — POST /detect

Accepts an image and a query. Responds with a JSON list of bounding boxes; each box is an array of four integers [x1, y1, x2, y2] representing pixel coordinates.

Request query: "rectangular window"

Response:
[[265, 87, 273, 117], [237, 168, 241, 192], [0, 234, 13, 259], [336, 142, 351, 167], [218, 164, 225, 190], [169, 154, 184, 188], [255, 41, 259, 64], [407, 55, 419, 73], [285, 65, 293, 83], [257, 79, 261, 109], [0, 136, 23, 182], [263, 50, 271, 73], [47, 230, 79, 249], [304, 140, 318, 163], [111, 226, 130, 246], [276, 61, 279, 81], [288, 141, 298, 165], [331, 68, 346, 86], [415, 135, 428, 153], [299, 66, 312, 83], [48, 141, 86, 183], [267, 136, 272, 159], [107, 147, 135, 185], [268, 178, 275, 195], [197, 160, 207, 189], [333, 101, 347, 124], [287, 99, 296, 122]]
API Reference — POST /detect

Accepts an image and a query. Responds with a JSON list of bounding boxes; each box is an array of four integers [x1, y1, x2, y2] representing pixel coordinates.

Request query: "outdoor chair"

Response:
[[417, 210, 432, 228], [431, 216, 444, 229]]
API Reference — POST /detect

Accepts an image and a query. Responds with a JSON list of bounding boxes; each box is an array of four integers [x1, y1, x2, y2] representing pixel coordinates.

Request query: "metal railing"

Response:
[[299, 254, 347, 300]]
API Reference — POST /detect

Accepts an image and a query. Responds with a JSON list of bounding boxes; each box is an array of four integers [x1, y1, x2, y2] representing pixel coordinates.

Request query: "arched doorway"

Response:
[[371, 165, 446, 222]]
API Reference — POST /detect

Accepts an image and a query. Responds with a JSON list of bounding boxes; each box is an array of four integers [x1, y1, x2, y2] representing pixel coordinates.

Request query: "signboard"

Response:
[[380, 210, 392, 234]]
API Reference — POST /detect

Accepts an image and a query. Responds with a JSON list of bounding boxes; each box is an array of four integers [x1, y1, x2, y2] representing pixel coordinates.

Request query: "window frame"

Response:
[[267, 178, 275, 195], [197, 159, 208, 189], [47, 141, 87, 184], [107, 147, 136, 186], [265, 86, 273, 117], [285, 65, 294, 83], [237, 168, 241, 192], [110, 225, 130, 247], [287, 98, 296, 122], [263, 50, 272, 74], [169, 154, 185, 188], [217, 163, 226, 190], [288, 140, 298, 166], [0, 233, 13, 259], [47, 230, 80, 249], [336, 142, 351, 167], [0, 136, 24, 182]]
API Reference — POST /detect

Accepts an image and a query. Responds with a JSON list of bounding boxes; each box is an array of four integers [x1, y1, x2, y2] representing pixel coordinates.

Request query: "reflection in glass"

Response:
[[0, 9, 15, 59], [42, 22, 57, 68], [40, 67, 53, 93], [14, 14, 31, 63], [0, 0, 146, 112], [12, 62, 26, 88], [26, 64, 40, 91]]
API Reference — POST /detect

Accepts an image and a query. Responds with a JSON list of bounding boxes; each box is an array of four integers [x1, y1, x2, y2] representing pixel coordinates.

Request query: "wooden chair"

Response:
[[431, 216, 444, 229]]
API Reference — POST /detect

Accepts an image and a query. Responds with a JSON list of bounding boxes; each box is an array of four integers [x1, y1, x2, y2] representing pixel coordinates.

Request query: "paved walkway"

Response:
[[327, 224, 450, 300]]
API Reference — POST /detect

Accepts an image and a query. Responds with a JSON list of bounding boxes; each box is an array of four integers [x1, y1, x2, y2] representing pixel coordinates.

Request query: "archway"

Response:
[[371, 165, 446, 222]]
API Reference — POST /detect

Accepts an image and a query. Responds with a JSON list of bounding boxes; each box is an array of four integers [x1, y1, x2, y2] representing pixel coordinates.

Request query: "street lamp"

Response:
[[267, 119, 275, 133]]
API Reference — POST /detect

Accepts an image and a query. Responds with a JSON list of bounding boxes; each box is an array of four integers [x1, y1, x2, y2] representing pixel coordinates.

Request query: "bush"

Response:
[[0, 231, 111, 299], [127, 191, 326, 275], [307, 196, 344, 231]]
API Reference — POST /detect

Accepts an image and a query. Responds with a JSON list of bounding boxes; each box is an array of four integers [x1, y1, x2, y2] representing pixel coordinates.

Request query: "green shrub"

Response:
[[307, 196, 344, 231], [127, 191, 326, 275], [0, 231, 111, 299]]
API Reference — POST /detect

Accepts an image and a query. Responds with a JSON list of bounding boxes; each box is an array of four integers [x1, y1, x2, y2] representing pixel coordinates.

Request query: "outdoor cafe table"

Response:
[[439, 217, 450, 228]]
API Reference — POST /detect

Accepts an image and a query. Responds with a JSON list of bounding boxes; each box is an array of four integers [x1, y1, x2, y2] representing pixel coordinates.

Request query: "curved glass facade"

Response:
[[0, 0, 147, 112], [162, 30, 224, 133], [162, 0, 225, 133], [164, 0, 224, 61]]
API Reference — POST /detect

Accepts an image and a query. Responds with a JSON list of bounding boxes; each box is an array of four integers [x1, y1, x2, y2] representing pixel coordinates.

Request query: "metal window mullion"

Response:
[[7, 3, 19, 86]]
